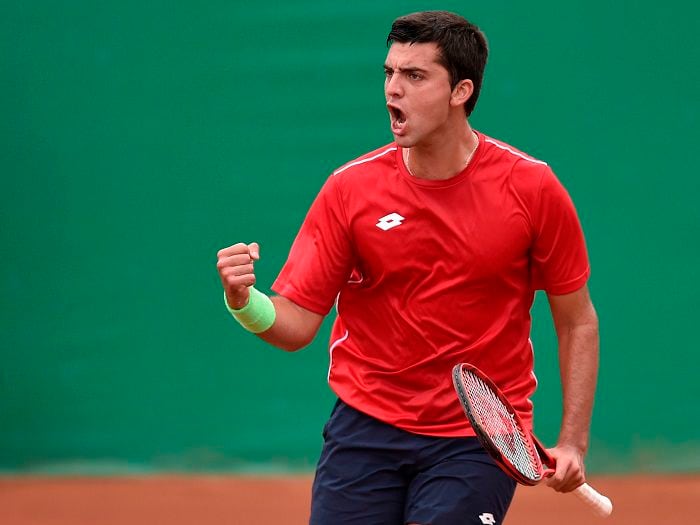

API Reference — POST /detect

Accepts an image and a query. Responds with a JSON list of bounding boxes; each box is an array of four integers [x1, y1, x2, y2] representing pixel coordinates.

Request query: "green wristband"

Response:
[[225, 287, 276, 333]]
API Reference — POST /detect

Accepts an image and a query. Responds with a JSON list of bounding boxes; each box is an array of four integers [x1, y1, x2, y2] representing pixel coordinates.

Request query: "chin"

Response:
[[392, 134, 414, 148]]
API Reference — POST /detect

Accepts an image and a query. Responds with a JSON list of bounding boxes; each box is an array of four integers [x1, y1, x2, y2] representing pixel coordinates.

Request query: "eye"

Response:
[[384, 68, 393, 79], [408, 72, 423, 81]]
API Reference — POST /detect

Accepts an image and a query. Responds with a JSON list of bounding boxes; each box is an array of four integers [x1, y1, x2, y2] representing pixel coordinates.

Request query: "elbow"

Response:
[[279, 341, 311, 352], [290, 329, 318, 351], [586, 306, 600, 334], [565, 304, 599, 337], [277, 337, 314, 352], [262, 331, 316, 353]]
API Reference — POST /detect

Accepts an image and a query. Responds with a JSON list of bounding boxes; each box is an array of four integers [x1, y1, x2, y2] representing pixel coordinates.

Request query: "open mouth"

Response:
[[387, 104, 407, 134]]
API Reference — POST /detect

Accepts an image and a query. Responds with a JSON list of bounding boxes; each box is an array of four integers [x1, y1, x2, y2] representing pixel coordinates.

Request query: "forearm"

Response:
[[256, 295, 324, 352], [556, 315, 599, 452], [545, 286, 599, 491]]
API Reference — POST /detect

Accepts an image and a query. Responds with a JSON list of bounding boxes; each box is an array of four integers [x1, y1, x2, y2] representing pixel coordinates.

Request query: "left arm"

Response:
[[545, 283, 599, 492]]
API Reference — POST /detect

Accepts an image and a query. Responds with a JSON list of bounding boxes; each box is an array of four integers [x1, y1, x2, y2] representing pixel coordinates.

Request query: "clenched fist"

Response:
[[216, 242, 260, 310]]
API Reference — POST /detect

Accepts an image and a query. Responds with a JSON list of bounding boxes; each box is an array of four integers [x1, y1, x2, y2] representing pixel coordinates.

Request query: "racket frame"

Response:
[[452, 362, 613, 518], [452, 362, 546, 485]]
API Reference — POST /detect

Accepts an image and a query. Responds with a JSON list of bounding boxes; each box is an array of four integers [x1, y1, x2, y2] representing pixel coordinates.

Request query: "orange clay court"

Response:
[[1, 474, 698, 524]]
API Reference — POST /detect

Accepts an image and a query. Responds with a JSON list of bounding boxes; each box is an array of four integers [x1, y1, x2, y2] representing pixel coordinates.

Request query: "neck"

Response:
[[403, 123, 479, 181]]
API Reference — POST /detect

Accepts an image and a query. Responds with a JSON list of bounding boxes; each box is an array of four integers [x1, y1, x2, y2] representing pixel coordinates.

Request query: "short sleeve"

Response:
[[530, 167, 590, 294], [271, 174, 355, 315]]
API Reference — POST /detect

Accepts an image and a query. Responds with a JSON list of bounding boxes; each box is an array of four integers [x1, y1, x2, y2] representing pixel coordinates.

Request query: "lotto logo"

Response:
[[479, 513, 496, 525], [376, 212, 405, 231]]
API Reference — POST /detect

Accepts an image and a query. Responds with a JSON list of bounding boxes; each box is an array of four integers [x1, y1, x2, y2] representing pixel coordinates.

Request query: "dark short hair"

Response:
[[387, 11, 488, 116]]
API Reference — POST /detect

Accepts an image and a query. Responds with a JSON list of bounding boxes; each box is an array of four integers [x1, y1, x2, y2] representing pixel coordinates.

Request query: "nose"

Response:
[[385, 73, 403, 99]]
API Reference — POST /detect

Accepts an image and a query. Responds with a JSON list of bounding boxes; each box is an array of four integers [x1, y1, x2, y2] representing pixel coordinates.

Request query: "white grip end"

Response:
[[573, 482, 613, 518]]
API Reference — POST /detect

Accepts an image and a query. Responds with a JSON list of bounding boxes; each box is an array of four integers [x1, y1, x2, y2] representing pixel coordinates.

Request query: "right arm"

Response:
[[216, 242, 324, 351]]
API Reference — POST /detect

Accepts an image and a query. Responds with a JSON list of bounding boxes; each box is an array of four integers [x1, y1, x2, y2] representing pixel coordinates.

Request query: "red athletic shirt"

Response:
[[272, 131, 590, 437]]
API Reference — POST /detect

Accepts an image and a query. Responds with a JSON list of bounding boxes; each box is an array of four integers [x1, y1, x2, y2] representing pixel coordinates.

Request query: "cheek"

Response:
[[417, 92, 451, 123]]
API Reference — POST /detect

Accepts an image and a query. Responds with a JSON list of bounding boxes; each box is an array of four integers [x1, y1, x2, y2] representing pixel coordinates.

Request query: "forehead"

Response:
[[385, 42, 444, 69]]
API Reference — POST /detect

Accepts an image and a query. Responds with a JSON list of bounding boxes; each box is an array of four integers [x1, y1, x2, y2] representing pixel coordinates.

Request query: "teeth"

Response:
[[389, 106, 404, 123]]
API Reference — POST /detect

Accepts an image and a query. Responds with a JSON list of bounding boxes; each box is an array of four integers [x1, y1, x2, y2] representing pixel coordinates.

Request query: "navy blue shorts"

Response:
[[310, 399, 516, 525]]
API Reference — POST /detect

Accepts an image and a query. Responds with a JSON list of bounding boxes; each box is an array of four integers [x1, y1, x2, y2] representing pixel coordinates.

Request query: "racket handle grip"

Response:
[[573, 482, 613, 518]]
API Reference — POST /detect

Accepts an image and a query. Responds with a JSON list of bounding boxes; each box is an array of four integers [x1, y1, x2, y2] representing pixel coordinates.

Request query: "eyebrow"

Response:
[[383, 64, 429, 74]]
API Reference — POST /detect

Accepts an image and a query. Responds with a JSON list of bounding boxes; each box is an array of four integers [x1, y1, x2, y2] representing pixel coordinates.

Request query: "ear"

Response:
[[450, 79, 474, 108]]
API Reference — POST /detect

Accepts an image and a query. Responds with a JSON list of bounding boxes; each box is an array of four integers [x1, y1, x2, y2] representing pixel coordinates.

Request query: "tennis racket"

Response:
[[452, 363, 613, 518]]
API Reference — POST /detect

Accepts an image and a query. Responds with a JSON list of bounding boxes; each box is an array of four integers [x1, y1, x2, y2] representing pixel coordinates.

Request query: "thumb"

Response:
[[248, 242, 260, 261]]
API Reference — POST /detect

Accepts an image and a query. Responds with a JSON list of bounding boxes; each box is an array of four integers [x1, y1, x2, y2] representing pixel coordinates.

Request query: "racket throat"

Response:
[[532, 435, 556, 477]]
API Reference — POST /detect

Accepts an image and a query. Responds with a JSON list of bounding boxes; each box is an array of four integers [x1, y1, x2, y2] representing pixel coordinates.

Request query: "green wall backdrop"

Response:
[[2, 1, 698, 474]]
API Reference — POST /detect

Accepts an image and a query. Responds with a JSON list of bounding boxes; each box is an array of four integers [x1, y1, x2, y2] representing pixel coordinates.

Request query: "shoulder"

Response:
[[314, 143, 398, 206], [477, 133, 569, 223], [479, 133, 549, 173], [479, 132, 554, 191], [331, 143, 398, 179]]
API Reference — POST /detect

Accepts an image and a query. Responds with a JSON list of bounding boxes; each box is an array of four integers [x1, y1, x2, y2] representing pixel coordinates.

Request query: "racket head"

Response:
[[452, 363, 547, 486]]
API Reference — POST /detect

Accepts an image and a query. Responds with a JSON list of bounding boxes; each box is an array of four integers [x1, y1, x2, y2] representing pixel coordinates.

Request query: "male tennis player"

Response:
[[217, 11, 599, 525]]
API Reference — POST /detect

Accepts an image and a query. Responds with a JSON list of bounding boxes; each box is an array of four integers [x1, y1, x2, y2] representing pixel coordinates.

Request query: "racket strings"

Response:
[[463, 370, 543, 481]]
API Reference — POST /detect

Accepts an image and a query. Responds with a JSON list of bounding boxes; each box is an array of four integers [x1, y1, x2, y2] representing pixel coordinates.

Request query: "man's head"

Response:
[[387, 11, 488, 117]]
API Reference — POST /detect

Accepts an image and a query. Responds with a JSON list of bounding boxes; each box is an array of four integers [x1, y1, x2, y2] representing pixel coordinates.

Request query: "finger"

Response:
[[217, 253, 253, 270], [561, 468, 586, 493], [553, 465, 584, 493], [222, 272, 256, 290], [222, 264, 255, 277], [248, 242, 260, 261], [217, 242, 251, 258], [546, 461, 572, 492], [564, 477, 586, 494]]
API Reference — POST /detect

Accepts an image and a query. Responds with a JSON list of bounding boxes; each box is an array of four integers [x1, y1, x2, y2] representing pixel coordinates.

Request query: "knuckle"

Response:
[[226, 274, 242, 286]]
